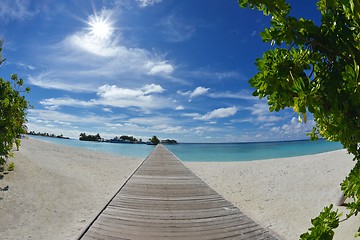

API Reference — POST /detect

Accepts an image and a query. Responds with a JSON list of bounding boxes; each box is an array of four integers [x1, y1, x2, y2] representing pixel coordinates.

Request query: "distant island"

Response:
[[78, 133, 177, 145], [160, 139, 178, 144], [79, 133, 102, 142], [28, 131, 70, 139], [28, 131, 178, 145], [146, 136, 177, 145], [108, 135, 142, 144]]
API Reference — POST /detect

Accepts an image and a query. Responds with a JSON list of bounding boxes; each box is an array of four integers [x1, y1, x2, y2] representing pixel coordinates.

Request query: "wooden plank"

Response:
[[78, 144, 280, 240], [96, 214, 251, 229]]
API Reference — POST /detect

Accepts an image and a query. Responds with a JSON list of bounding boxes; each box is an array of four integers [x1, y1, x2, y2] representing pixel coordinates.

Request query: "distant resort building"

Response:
[[109, 138, 140, 144]]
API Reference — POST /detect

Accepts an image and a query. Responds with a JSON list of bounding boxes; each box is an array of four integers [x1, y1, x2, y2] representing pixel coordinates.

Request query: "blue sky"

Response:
[[0, 0, 319, 143]]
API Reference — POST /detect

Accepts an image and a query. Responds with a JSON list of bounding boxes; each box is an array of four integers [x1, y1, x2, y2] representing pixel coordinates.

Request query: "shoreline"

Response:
[[27, 135, 343, 162], [0, 138, 358, 239]]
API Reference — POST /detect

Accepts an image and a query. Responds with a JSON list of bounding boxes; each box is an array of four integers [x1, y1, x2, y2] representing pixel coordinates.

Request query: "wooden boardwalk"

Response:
[[78, 144, 279, 240]]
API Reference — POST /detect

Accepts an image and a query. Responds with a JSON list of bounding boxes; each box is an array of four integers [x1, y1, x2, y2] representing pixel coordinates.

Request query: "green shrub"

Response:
[[7, 162, 15, 171]]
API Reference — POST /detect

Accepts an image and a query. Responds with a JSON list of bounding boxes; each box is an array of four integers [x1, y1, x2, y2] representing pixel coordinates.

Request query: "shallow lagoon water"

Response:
[[29, 135, 155, 159], [166, 140, 343, 162], [29, 135, 343, 162]]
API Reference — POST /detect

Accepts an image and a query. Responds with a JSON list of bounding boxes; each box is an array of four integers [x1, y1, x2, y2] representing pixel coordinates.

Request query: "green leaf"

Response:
[[239, 0, 360, 238], [0, 44, 30, 166], [300, 205, 340, 239]]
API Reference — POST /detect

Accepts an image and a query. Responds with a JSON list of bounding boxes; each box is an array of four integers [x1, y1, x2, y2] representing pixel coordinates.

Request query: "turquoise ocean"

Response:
[[29, 135, 344, 162]]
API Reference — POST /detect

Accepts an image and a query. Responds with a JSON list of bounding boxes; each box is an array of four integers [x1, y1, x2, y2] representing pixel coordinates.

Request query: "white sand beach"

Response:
[[0, 138, 143, 240], [185, 151, 358, 240], [0, 138, 358, 239]]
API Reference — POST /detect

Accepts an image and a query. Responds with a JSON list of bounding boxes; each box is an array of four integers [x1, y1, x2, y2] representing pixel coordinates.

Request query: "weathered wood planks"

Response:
[[78, 144, 280, 240]]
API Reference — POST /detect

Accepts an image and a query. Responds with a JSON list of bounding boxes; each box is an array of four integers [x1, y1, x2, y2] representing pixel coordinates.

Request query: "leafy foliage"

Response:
[[28, 131, 70, 139], [15, 139, 21, 151], [0, 41, 30, 166], [300, 205, 341, 239], [149, 135, 160, 145], [7, 162, 15, 171], [119, 135, 138, 142], [239, 0, 360, 238], [79, 133, 102, 142], [161, 139, 178, 144]]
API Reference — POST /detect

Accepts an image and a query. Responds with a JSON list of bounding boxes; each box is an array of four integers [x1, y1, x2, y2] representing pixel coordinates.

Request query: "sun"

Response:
[[87, 11, 114, 39]]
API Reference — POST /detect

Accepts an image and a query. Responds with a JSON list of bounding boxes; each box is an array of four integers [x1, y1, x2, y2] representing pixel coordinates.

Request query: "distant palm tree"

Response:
[[149, 135, 160, 145]]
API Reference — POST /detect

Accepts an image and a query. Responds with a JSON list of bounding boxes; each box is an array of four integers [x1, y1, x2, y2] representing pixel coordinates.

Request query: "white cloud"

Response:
[[256, 115, 283, 123], [28, 109, 116, 125], [141, 84, 165, 94], [121, 116, 186, 134], [40, 97, 96, 110], [189, 69, 242, 80], [29, 106, 243, 142], [124, 122, 140, 128], [177, 90, 190, 96], [96, 83, 171, 110], [11, 61, 37, 71], [97, 84, 167, 109], [271, 126, 280, 133], [146, 61, 174, 75], [0, 0, 35, 22], [127, 116, 175, 127], [246, 103, 316, 140], [231, 118, 253, 123], [249, 102, 269, 116], [246, 102, 283, 123], [65, 31, 120, 57], [39, 83, 172, 111], [137, 0, 163, 8], [197, 106, 237, 121], [191, 126, 217, 135], [208, 90, 256, 100], [155, 125, 184, 134], [175, 105, 184, 110], [103, 107, 113, 112], [177, 86, 209, 99], [190, 87, 209, 98], [28, 74, 97, 93], [28, 108, 188, 140], [30, 9, 175, 92], [182, 113, 201, 118], [27, 109, 135, 139], [266, 117, 316, 140], [160, 15, 195, 42]]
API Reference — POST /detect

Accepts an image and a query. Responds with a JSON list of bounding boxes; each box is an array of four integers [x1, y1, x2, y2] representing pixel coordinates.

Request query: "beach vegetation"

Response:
[[15, 139, 21, 151], [108, 135, 145, 144], [0, 40, 30, 167], [79, 133, 102, 142], [7, 162, 15, 171], [239, 0, 360, 238], [28, 131, 70, 139], [161, 139, 178, 144], [120, 135, 137, 142], [116, 135, 138, 143], [149, 135, 160, 145]]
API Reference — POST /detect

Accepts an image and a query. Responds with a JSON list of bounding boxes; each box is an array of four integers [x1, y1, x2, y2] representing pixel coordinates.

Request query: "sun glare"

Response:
[[87, 12, 114, 39]]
